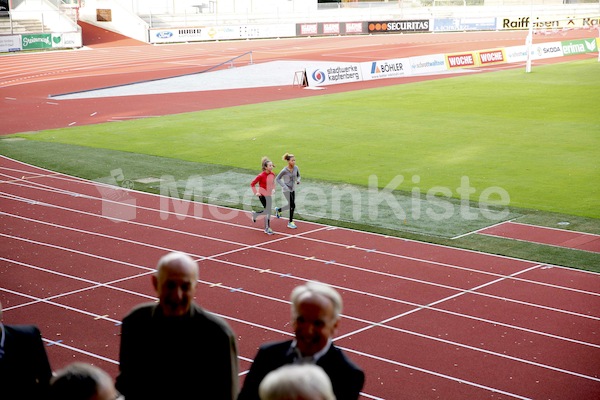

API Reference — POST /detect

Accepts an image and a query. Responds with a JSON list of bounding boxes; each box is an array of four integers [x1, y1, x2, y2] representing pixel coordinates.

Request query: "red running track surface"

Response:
[[1, 156, 600, 399], [479, 222, 600, 253]]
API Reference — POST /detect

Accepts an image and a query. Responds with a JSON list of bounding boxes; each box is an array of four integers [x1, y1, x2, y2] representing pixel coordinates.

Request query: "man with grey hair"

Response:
[[49, 362, 120, 400], [116, 251, 239, 399], [238, 281, 364, 400], [259, 364, 335, 400]]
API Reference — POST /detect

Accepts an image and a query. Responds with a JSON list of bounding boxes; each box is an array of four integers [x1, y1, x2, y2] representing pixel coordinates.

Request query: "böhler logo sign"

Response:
[[368, 20, 430, 33]]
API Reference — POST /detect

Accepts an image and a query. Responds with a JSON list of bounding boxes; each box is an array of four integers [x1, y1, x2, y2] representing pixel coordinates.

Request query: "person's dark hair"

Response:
[[261, 156, 272, 171]]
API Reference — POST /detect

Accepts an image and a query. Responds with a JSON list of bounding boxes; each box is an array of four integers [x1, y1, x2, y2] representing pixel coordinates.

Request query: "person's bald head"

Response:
[[152, 252, 199, 317]]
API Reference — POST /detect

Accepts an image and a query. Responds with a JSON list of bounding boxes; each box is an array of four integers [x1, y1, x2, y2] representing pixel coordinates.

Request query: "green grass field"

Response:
[[2, 59, 599, 271]]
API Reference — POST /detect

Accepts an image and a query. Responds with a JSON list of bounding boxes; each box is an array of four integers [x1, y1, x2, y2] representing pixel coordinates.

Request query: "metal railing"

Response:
[[127, 0, 600, 28], [0, 0, 80, 34], [202, 51, 253, 74]]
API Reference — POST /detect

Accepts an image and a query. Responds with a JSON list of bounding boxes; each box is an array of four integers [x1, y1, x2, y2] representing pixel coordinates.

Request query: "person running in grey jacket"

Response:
[[275, 153, 301, 229]]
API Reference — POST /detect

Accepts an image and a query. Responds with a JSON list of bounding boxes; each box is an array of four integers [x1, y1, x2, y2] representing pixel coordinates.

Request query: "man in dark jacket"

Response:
[[238, 281, 364, 400], [0, 301, 53, 399], [115, 252, 239, 400]]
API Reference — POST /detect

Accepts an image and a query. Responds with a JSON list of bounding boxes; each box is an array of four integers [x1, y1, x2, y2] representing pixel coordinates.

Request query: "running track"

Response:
[[2, 157, 600, 399], [479, 222, 600, 253], [1, 28, 600, 399]]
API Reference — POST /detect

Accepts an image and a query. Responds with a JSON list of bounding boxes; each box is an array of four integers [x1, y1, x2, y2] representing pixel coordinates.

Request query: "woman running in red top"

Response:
[[250, 156, 276, 235]]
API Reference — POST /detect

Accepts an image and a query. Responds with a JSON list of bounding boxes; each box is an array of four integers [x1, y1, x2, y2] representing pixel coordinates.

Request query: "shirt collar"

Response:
[[289, 338, 332, 363]]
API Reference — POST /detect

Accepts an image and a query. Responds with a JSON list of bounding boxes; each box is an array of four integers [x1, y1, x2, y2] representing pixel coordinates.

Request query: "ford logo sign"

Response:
[[156, 31, 173, 39]]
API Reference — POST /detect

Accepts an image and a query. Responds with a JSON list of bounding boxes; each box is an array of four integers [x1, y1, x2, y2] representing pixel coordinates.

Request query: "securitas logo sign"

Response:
[[368, 20, 429, 34]]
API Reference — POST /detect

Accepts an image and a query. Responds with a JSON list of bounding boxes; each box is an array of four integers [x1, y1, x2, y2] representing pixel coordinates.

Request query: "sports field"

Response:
[[9, 59, 599, 218], [2, 46, 599, 271], [1, 29, 599, 399]]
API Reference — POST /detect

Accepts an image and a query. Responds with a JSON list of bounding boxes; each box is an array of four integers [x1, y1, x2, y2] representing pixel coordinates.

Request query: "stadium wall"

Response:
[[74, 0, 599, 44], [1, 0, 598, 52]]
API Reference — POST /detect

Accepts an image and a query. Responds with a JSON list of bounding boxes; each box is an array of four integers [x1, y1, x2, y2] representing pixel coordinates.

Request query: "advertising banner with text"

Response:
[[0, 35, 22, 52], [22, 34, 53, 50], [150, 24, 296, 43], [498, 15, 600, 30], [433, 17, 496, 32], [51, 32, 83, 48], [408, 54, 447, 75], [305, 63, 362, 86], [477, 49, 507, 66], [296, 22, 367, 36], [445, 52, 478, 69], [561, 38, 598, 55], [361, 58, 409, 80], [368, 20, 430, 34]]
